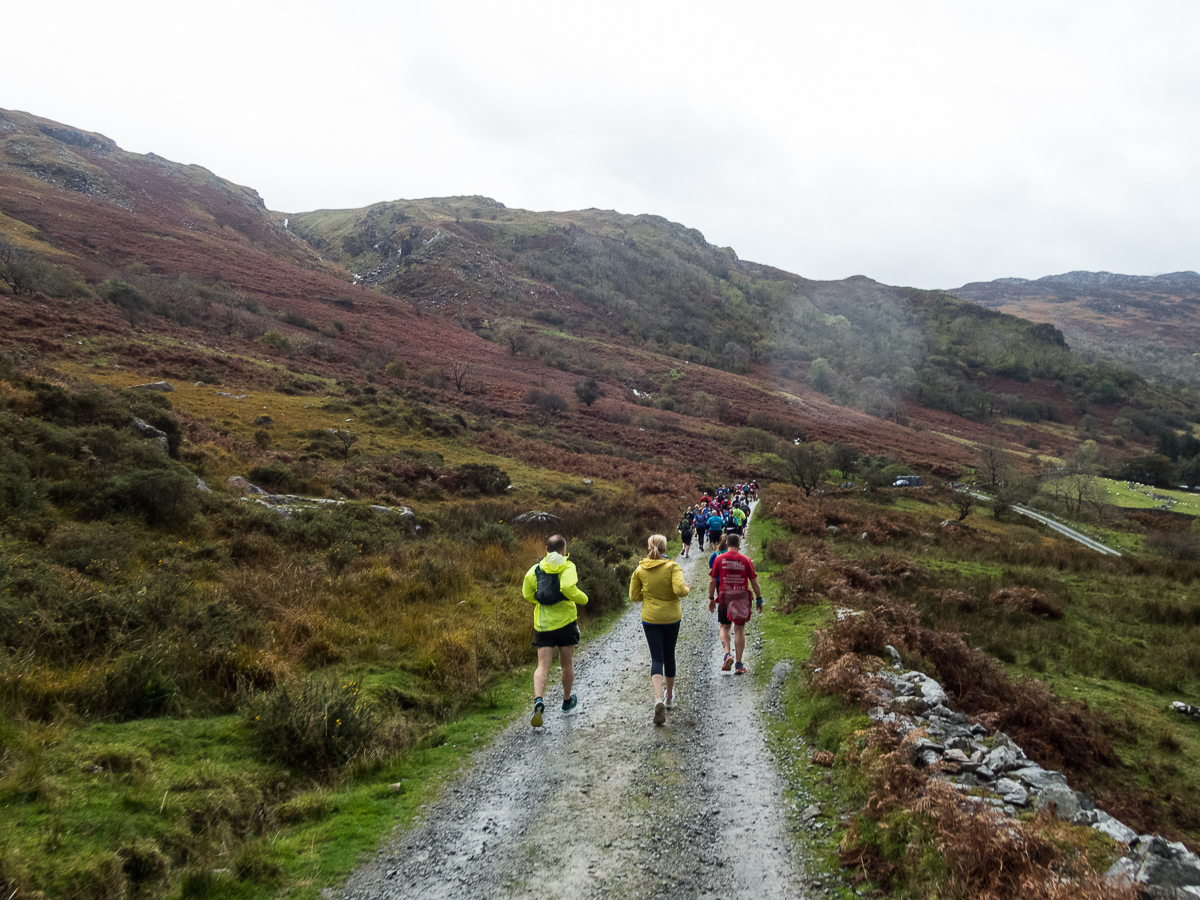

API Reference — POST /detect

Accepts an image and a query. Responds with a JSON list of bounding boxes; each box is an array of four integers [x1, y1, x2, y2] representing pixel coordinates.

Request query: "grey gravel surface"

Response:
[[336, 523, 807, 899]]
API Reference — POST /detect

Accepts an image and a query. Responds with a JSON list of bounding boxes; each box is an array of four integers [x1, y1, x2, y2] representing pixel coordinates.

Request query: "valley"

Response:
[[1, 106, 1198, 900]]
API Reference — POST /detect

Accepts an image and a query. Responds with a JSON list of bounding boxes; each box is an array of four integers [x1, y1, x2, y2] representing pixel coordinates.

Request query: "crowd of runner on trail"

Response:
[[520, 482, 763, 730], [675, 481, 758, 559]]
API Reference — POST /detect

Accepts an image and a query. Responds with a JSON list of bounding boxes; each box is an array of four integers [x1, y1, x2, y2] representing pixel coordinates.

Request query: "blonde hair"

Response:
[[647, 534, 668, 560]]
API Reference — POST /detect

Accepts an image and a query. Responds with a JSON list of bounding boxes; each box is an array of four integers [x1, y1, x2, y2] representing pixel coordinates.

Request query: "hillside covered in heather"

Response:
[[3, 106, 1200, 900]]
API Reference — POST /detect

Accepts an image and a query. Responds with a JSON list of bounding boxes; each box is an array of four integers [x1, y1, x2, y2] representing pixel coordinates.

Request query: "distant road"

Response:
[[967, 492, 1122, 556]]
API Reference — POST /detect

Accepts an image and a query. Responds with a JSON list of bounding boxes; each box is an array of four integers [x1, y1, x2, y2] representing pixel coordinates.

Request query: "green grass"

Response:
[[1101, 477, 1200, 516], [748, 512, 869, 899]]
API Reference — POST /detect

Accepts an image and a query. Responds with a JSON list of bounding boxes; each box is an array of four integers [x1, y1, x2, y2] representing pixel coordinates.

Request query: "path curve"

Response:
[[966, 491, 1122, 556], [336, 509, 807, 899]]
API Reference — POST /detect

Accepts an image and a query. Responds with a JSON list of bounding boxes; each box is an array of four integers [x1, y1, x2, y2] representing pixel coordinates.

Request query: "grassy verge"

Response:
[[747, 482, 1200, 898], [749, 510, 866, 898]]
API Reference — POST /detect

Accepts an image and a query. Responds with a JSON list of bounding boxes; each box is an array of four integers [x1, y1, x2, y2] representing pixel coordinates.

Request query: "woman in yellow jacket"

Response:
[[629, 534, 690, 726]]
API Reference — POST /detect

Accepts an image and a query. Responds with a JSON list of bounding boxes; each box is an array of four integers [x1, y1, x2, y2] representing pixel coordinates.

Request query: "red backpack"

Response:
[[721, 589, 752, 624]]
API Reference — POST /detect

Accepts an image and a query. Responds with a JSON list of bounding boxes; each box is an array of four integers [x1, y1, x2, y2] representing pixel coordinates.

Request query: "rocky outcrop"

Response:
[[867, 661, 1200, 897], [1107, 835, 1200, 899], [132, 417, 169, 454], [130, 380, 174, 392], [224, 475, 414, 521]]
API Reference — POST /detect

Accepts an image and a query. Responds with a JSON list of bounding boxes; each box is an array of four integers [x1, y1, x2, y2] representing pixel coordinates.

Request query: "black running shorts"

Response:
[[531, 622, 581, 648]]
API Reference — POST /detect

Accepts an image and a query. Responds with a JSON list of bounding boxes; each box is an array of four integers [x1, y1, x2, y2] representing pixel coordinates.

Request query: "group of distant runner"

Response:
[[521, 481, 762, 729], [675, 481, 758, 558]]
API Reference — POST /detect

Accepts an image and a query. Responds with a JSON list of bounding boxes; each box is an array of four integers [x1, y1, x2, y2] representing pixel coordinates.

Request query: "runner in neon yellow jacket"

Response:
[[522, 548, 589, 632], [521, 536, 589, 726]]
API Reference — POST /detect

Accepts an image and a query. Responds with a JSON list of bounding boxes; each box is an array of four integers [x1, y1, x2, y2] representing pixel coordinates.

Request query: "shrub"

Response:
[[257, 331, 292, 353], [245, 676, 380, 771], [248, 462, 299, 494], [468, 522, 517, 548], [455, 463, 511, 496], [73, 468, 199, 526], [568, 539, 632, 618]]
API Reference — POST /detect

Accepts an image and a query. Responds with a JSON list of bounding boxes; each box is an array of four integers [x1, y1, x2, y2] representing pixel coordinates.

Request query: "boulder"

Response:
[[1107, 834, 1200, 898], [132, 417, 169, 454], [226, 475, 267, 495], [911, 675, 948, 707], [131, 380, 174, 392], [1091, 812, 1138, 845], [1034, 785, 1084, 821], [254, 415, 274, 426], [1010, 766, 1069, 792], [982, 744, 1022, 774]]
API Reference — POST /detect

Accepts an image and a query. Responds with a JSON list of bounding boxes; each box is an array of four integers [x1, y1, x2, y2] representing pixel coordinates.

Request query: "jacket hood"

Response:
[[639, 557, 672, 569], [540, 551, 570, 573]]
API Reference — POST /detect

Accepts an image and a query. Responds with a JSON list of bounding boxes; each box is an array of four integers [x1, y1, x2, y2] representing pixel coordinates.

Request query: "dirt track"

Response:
[[336, 520, 808, 899]]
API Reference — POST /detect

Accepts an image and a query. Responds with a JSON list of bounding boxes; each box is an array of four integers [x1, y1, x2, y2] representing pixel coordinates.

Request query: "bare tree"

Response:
[[976, 441, 1009, 488], [448, 359, 473, 393], [497, 320, 528, 356], [781, 441, 829, 497], [828, 442, 859, 480], [951, 491, 975, 521], [0, 240, 41, 296], [330, 429, 358, 461]]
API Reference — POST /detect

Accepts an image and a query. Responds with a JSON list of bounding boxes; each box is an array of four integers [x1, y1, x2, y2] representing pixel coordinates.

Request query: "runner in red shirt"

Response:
[[707, 533, 763, 675]]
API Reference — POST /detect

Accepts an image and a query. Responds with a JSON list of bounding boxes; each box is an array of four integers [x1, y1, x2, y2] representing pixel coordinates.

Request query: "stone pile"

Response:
[[866, 648, 1200, 898]]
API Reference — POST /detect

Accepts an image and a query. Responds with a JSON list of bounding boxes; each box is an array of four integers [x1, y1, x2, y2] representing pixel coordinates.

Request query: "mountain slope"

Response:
[[951, 270, 1200, 388]]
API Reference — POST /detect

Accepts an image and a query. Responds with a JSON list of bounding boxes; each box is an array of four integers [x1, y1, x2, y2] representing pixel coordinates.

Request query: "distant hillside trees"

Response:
[[0, 240, 46, 295], [810, 358, 832, 393], [574, 378, 602, 406]]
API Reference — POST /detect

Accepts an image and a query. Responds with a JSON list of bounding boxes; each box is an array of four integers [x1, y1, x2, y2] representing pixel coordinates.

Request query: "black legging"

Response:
[[642, 620, 681, 678]]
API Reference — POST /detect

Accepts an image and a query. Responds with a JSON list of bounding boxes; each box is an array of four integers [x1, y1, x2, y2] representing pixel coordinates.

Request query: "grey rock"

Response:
[[893, 696, 929, 715], [975, 764, 995, 781], [1092, 812, 1137, 845], [254, 415, 274, 426], [1034, 785, 1083, 821], [982, 744, 1021, 774], [1010, 766, 1068, 792], [883, 644, 902, 667], [1107, 834, 1200, 895], [132, 417, 169, 453], [912, 675, 948, 707], [995, 777, 1021, 795], [1002, 784, 1029, 807], [514, 511, 562, 524], [131, 380, 174, 392], [195, 477, 211, 492], [226, 475, 267, 495]]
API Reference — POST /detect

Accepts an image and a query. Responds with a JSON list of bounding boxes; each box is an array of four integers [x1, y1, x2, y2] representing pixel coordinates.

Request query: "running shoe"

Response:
[[735, 662, 748, 675], [561, 695, 578, 715], [721, 652, 734, 672], [531, 699, 545, 728], [653, 700, 667, 726], [664, 691, 675, 709]]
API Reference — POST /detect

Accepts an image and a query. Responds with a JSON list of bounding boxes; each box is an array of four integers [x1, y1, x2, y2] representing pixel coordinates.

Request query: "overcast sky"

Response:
[[6, 1, 1199, 288]]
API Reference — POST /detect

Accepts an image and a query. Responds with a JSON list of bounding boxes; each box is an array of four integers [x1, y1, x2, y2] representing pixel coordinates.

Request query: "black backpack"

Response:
[[534, 567, 568, 605]]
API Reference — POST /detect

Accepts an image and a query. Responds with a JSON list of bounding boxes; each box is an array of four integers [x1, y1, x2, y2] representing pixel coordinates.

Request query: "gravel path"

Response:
[[337, 517, 806, 899]]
